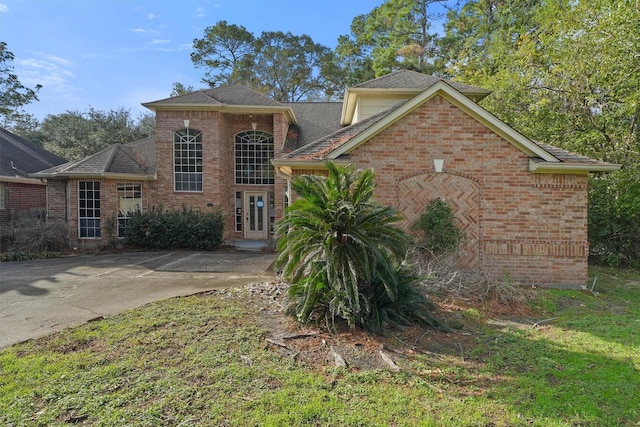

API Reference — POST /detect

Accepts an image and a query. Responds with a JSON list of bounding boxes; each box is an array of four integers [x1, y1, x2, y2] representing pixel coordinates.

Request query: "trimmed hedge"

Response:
[[125, 206, 224, 250]]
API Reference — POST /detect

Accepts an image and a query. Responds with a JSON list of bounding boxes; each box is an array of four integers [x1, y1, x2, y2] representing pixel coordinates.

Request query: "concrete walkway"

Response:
[[0, 251, 276, 349]]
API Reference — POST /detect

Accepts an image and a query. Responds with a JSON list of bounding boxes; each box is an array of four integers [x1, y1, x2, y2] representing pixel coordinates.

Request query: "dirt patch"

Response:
[[204, 280, 491, 372]]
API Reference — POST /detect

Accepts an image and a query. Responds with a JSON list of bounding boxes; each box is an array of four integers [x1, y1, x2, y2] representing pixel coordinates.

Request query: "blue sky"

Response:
[[1, 0, 387, 121]]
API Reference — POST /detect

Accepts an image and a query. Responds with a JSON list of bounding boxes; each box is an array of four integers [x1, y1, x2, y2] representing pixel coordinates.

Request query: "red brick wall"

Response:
[[4, 182, 46, 210], [46, 179, 67, 222], [0, 181, 47, 224], [151, 110, 283, 242], [343, 95, 588, 286]]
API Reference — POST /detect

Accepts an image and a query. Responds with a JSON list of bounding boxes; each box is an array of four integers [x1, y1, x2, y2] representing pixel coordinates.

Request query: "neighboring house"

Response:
[[0, 127, 66, 225], [32, 71, 619, 286]]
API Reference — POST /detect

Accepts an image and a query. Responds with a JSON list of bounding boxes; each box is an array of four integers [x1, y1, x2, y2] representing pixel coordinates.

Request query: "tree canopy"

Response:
[[336, 0, 452, 80], [444, 0, 639, 167], [191, 22, 341, 102], [0, 41, 41, 130], [30, 108, 154, 161]]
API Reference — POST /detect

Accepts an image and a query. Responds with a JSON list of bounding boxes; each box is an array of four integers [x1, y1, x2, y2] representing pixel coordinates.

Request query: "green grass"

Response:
[[1, 267, 639, 426]]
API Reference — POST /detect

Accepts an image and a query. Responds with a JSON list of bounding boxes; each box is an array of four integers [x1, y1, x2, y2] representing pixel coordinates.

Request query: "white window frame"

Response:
[[174, 128, 203, 192], [78, 181, 101, 238], [234, 130, 274, 185]]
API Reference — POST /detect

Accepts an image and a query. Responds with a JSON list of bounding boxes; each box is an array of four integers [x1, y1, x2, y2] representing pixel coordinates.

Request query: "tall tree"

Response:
[[445, 0, 639, 166], [250, 31, 339, 102], [191, 21, 256, 87], [0, 41, 42, 130], [191, 22, 340, 102], [170, 82, 195, 97], [336, 0, 452, 79], [33, 108, 155, 161]]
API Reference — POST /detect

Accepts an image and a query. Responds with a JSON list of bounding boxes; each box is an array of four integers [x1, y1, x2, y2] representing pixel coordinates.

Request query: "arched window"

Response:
[[174, 128, 203, 192], [235, 130, 274, 185]]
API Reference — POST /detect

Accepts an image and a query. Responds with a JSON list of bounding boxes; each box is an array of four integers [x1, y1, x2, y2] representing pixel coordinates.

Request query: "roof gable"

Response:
[[275, 81, 620, 173], [284, 81, 556, 162], [341, 70, 492, 125], [31, 137, 156, 179]]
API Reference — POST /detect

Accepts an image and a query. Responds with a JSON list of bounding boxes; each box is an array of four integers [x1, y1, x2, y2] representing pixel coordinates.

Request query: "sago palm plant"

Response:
[[275, 162, 441, 334]]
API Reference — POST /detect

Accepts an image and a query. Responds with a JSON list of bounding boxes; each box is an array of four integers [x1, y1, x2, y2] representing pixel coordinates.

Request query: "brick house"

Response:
[[0, 127, 66, 227], [32, 71, 619, 286]]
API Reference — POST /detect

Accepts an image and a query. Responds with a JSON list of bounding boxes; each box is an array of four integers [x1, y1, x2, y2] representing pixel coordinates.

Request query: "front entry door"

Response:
[[244, 191, 268, 240]]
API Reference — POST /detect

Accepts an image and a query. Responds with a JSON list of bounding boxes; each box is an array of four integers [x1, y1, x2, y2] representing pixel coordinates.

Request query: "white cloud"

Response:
[[0, 3, 8, 13], [41, 54, 74, 68], [196, 7, 205, 17], [147, 13, 157, 20], [15, 54, 76, 94], [149, 39, 170, 45], [130, 28, 147, 33]]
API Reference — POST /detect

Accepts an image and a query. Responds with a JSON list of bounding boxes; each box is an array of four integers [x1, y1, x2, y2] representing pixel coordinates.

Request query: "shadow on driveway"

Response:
[[0, 250, 277, 349]]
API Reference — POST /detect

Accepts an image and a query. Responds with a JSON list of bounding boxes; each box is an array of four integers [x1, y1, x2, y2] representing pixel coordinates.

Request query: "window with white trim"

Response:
[[117, 183, 142, 238], [235, 130, 274, 185], [174, 128, 203, 191], [78, 181, 100, 238]]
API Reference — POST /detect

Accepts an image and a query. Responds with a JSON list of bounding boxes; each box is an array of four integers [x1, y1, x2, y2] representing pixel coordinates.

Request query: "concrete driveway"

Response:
[[0, 251, 276, 349]]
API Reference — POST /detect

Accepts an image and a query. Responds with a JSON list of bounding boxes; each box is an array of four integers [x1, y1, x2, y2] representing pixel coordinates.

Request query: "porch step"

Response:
[[230, 240, 270, 252]]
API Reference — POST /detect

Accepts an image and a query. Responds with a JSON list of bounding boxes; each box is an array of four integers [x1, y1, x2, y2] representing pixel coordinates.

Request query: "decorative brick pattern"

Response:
[[398, 173, 480, 269]]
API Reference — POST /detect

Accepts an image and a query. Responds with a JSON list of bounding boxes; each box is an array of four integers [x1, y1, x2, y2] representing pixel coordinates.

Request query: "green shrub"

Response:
[[125, 206, 224, 250], [275, 162, 442, 334], [411, 198, 464, 254], [589, 169, 640, 267]]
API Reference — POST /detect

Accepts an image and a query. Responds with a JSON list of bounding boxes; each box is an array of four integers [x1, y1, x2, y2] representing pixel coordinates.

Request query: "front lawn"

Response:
[[1, 267, 638, 426]]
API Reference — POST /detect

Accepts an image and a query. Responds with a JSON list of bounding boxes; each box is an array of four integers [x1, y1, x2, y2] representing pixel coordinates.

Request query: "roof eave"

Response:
[[141, 103, 297, 124], [271, 158, 351, 179], [339, 86, 492, 126], [0, 175, 47, 185], [30, 172, 158, 180], [529, 159, 621, 174]]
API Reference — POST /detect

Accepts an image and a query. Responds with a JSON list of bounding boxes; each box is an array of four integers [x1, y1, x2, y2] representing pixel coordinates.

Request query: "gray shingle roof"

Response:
[[143, 84, 284, 108], [0, 127, 66, 178], [353, 70, 491, 97], [31, 136, 156, 179], [281, 102, 405, 161], [283, 102, 343, 152], [534, 142, 615, 166]]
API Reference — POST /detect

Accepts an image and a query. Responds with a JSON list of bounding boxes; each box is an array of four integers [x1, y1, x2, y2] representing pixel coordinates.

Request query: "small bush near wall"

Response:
[[125, 206, 224, 250], [411, 198, 465, 255], [0, 218, 68, 261]]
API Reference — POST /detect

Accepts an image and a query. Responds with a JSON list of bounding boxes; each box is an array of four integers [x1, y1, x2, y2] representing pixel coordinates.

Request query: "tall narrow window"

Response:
[[235, 130, 274, 185], [174, 128, 203, 191], [235, 191, 242, 232], [79, 181, 100, 238], [117, 183, 142, 238]]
